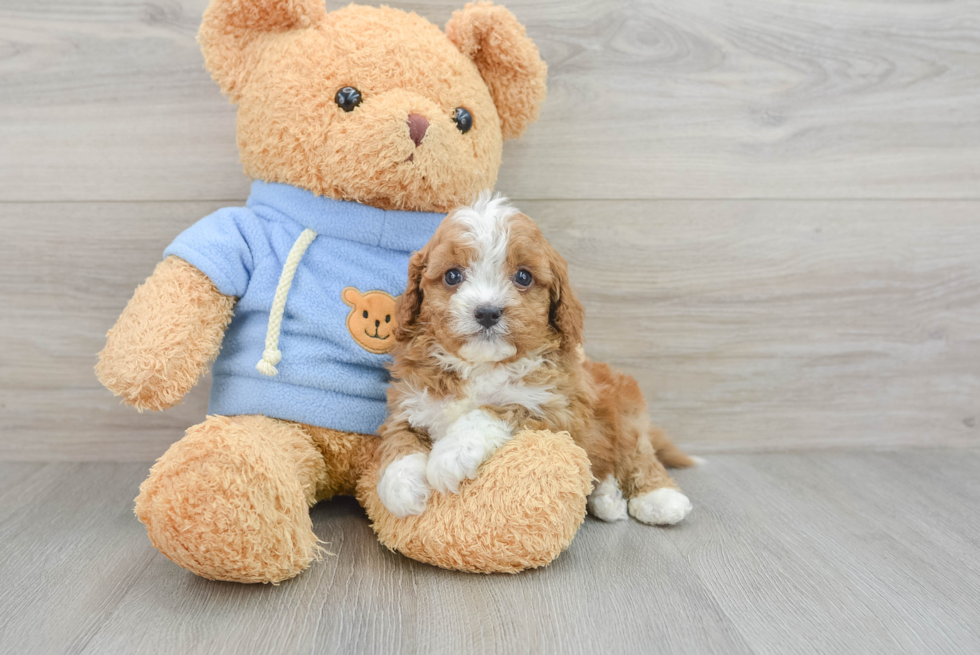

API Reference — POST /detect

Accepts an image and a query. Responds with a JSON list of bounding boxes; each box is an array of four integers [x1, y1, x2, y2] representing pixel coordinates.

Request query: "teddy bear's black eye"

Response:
[[514, 269, 533, 288], [362, 310, 368, 319], [452, 107, 473, 134], [336, 87, 362, 112], [444, 268, 463, 286], [385, 315, 391, 323]]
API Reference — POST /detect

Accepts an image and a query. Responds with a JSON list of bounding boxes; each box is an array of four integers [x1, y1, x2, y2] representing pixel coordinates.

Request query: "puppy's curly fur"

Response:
[[377, 194, 696, 525]]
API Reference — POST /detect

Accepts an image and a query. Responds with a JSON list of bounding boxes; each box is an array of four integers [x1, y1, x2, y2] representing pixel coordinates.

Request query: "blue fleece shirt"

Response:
[[164, 181, 445, 434]]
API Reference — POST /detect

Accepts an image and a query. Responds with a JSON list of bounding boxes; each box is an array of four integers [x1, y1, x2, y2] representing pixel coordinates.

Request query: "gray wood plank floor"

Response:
[[1, 451, 978, 655]]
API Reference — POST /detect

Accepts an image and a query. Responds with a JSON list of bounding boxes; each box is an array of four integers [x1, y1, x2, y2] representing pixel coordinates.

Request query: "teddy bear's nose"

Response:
[[407, 113, 429, 147]]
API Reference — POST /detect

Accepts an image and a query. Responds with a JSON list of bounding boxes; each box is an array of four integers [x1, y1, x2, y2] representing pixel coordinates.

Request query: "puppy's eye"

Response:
[[336, 87, 362, 112], [444, 268, 463, 286], [514, 269, 533, 288], [362, 310, 368, 319], [452, 107, 473, 134]]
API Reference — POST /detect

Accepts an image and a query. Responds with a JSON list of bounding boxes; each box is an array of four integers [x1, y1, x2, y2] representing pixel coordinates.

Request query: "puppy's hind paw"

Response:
[[587, 475, 628, 522], [628, 488, 692, 526], [377, 453, 431, 518]]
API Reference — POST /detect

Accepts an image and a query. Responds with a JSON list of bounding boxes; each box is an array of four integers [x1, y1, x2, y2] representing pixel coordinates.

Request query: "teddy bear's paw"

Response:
[[426, 410, 513, 493], [587, 475, 628, 522], [358, 430, 593, 573], [628, 488, 693, 526], [377, 453, 431, 518]]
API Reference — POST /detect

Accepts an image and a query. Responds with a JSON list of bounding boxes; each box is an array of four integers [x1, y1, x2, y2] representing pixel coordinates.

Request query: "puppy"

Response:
[[377, 193, 696, 525]]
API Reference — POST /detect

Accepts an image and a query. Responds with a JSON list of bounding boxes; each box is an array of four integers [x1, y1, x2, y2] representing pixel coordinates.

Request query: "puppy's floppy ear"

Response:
[[198, 0, 327, 101], [445, 2, 547, 140], [547, 247, 585, 352], [394, 248, 428, 342]]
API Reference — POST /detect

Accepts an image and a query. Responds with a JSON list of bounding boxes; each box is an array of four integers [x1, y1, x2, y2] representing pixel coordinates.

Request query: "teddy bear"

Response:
[[95, 0, 593, 582]]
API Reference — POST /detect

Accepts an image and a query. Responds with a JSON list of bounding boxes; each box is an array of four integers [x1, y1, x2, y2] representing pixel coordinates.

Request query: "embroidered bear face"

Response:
[[198, 1, 547, 213], [342, 287, 399, 354]]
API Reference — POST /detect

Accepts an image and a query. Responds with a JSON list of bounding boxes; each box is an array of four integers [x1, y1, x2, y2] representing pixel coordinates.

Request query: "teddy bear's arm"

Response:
[[96, 255, 235, 411]]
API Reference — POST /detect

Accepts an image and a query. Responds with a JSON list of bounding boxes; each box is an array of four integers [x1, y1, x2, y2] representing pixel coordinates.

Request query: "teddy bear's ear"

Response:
[[198, 0, 327, 101], [445, 2, 547, 140]]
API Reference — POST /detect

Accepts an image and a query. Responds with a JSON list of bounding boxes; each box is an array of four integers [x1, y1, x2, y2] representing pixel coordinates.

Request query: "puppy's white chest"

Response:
[[399, 360, 556, 441], [467, 366, 529, 406]]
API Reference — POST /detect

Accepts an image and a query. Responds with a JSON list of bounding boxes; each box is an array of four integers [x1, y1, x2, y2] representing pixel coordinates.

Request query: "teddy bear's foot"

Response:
[[358, 429, 592, 573], [135, 415, 328, 583]]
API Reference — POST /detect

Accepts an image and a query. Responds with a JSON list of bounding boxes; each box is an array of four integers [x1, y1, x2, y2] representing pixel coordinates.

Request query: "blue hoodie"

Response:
[[164, 181, 445, 434]]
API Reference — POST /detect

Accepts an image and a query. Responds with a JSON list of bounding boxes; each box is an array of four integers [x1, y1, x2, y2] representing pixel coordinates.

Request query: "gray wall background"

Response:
[[2, 0, 978, 460]]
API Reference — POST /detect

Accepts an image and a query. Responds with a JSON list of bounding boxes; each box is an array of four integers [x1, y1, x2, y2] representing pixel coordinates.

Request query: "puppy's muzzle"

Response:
[[474, 305, 503, 329]]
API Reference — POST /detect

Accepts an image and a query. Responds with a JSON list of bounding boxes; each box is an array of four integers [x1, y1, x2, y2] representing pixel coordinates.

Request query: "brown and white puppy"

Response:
[[377, 194, 697, 524]]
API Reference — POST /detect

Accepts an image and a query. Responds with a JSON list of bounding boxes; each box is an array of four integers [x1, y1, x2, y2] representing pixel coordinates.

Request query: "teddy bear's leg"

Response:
[[135, 414, 333, 583], [357, 429, 593, 573], [304, 424, 379, 502]]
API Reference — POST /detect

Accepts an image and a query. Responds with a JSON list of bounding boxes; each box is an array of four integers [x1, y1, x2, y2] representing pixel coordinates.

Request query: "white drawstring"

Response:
[[255, 228, 318, 376]]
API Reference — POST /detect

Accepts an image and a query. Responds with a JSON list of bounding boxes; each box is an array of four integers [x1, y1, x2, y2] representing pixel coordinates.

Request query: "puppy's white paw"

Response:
[[377, 453, 431, 518], [628, 488, 692, 526], [587, 475, 628, 522], [426, 410, 512, 494], [425, 441, 478, 494]]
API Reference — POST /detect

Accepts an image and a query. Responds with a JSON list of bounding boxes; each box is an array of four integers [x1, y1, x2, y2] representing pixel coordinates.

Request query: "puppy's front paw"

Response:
[[425, 438, 486, 494], [426, 410, 512, 494], [628, 488, 692, 526], [377, 453, 431, 518]]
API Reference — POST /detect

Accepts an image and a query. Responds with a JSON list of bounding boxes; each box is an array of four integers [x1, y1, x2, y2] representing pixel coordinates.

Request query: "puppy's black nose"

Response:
[[475, 305, 502, 329]]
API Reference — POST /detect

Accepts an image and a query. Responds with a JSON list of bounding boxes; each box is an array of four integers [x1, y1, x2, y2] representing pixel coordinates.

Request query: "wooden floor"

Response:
[[2, 450, 979, 655]]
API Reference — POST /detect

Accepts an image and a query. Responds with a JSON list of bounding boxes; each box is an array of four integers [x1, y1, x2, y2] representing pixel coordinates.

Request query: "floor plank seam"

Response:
[[69, 548, 160, 655]]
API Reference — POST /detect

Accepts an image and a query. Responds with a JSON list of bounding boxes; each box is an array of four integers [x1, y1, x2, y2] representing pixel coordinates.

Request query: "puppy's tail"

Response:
[[650, 428, 698, 469]]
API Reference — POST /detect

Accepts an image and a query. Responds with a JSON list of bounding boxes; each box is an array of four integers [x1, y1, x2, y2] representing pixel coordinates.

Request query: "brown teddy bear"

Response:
[[96, 0, 593, 582]]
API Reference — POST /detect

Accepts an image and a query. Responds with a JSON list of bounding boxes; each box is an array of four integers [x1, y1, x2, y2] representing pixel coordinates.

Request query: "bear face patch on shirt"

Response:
[[342, 287, 399, 354]]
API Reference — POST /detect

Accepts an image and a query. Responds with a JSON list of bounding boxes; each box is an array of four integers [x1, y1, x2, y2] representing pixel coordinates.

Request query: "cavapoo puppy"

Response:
[[377, 194, 696, 525]]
